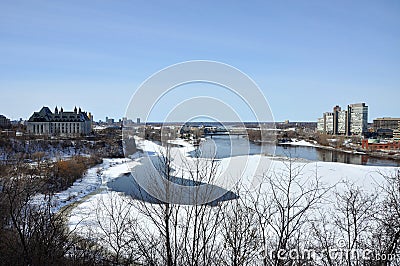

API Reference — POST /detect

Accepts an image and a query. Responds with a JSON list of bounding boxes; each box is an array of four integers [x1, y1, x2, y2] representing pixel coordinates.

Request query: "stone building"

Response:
[[27, 106, 93, 136]]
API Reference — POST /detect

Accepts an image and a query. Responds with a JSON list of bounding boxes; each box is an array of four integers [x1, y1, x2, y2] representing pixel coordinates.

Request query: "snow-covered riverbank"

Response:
[[32, 158, 128, 213], [61, 138, 399, 261], [66, 138, 397, 217]]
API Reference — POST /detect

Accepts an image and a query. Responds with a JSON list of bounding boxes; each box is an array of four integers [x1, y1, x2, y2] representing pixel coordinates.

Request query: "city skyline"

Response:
[[1, 0, 399, 121], [2, 101, 399, 124]]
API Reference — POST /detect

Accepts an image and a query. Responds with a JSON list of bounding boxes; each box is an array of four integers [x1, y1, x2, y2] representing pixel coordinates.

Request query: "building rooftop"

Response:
[[349, 103, 367, 107], [28, 106, 91, 123], [374, 117, 400, 121]]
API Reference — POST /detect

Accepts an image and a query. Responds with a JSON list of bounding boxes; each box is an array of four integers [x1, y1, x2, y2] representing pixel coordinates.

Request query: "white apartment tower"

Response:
[[317, 112, 335, 135], [332, 105, 347, 135], [336, 110, 347, 135], [317, 103, 368, 136], [347, 103, 368, 136], [325, 112, 334, 135]]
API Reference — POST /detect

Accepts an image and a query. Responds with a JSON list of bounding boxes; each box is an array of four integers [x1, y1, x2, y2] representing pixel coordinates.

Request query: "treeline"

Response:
[[1, 154, 102, 194], [48, 155, 103, 193], [0, 128, 123, 161], [0, 129, 122, 265], [0, 156, 114, 265]]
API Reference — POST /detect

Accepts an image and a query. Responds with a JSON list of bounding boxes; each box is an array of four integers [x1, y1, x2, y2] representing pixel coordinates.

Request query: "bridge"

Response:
[[204, 129, 247, 136]]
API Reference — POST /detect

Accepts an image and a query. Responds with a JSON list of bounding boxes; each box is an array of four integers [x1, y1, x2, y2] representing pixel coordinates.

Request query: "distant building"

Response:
[[11, 118, 24, 126], [376, 128, 394, 138], [394, 129, 400, 140], [325, 112, 334, 135], [317, 112, 334, 134], [0, 114, 11, 128], [373, 117, 400, 131], [362, 139, 400, 151], [332, 105, 347, 135], [317, 103, 368, 136], [347, 103, 368, 136], [27, 106, 93, 136], [317, 117, 325, 132], [106, 117, 115, 125], [137, 118, 141, 124], [336, 110, 347, 135], [123, 118, 134, 126]]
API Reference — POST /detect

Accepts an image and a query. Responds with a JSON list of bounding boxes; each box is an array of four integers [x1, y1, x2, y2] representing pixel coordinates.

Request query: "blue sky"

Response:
[[0, 0, 399, 122]]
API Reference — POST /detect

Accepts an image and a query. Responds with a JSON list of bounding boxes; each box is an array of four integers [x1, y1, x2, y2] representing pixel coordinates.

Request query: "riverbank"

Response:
[[31, 158, 128, 213], [67, 140, 399, 229], [277, 138, 400, 164], [63, 137, 399, 262]]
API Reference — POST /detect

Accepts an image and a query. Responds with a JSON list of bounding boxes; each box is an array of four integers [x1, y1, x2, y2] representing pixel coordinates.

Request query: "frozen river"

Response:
[[190, 135, 400, 166]]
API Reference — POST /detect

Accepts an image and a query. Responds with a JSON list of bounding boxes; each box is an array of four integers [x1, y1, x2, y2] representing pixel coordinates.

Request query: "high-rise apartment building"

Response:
[[317, 117, 325, 132], [317, 103, 368, 136], [332, 105, 347, 135], [336, 110, 347, 135], [317, 112, 334, 134], [347, 103, 368, 136], [325, 112, 334, 135]]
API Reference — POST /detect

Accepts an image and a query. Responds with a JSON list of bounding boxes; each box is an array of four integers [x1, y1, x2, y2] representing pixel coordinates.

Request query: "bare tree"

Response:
[[0, 156, 113, 265], [332, 182, 378, 266], [122, 141, 226, 265], [220, 185, 259, 266], [94, 191, 138, 264], [372, 170, 400, 265], [252, 159, 331, 266], [0, 159, 75, 265]]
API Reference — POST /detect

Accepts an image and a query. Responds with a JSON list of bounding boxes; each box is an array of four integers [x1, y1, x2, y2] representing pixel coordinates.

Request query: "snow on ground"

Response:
[[280, 139, 317, 147], [131, 137, 387, 194], [65, 137, 399, 256], [32, 158, 128, 212], [100, 158, 134, 183], [93, 125, 108, 130]]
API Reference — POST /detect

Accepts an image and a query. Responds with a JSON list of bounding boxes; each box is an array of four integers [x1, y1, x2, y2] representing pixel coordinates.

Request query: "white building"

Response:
[[317, 112, 334, 134], [318, 103, 368, 136], [336, 110, 347, 135], [325, 112, 334, 135], [27, 106, 93, 136], [347, 103, 368, 136], [317, 117, 325, 133]]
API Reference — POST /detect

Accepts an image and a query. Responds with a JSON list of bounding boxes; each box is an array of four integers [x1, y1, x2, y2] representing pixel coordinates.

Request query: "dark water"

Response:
[[190, 135, 400, 167]]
